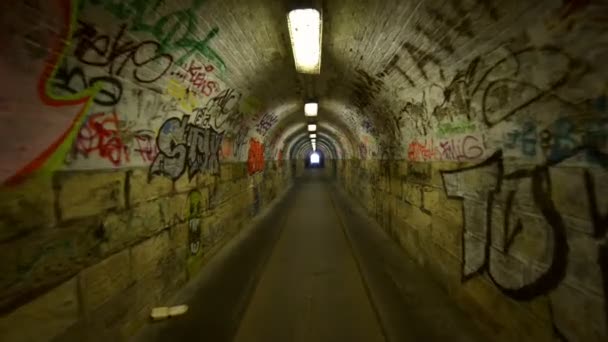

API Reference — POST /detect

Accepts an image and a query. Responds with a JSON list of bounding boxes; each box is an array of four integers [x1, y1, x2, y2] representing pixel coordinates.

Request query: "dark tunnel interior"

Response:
[[0, 0, 607, 341]]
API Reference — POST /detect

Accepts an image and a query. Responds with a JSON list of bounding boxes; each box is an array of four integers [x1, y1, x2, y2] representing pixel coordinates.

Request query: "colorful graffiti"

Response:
[[408, 134, 487, 162], [1, 0, 234, 185]]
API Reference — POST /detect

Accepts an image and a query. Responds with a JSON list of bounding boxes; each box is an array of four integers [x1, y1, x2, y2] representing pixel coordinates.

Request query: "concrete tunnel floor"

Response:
[[134, 170, 489, 342]]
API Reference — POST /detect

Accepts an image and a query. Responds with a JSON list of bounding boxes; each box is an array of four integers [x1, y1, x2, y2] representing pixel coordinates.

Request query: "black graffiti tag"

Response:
[[52, 61, 123, 106], [73, 21, 173, 84]]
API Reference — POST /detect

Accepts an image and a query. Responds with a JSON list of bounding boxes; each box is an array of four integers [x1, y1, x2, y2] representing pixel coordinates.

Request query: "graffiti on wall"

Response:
[[149, 115, 223, 181], [1, 0, 243, 184], [377, 0, 499, 89], [171, 59, 219, 97], [441, 147, 607, 339], [503, 115, 608, 165], [79, 0, 225, 69], [247, 138, 264, 175], [187, 191, 202, 255], [408, 133, 487, 162], [255, 112, 278, 136], [71, 112, 129, 166]]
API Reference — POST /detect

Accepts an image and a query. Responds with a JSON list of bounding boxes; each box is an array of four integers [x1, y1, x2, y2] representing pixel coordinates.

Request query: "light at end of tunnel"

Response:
[[308, 124, 317, 132], [309, 133, 317, 138], [311, 152, 320, 164], [305, 102, 318, 116], [287, 9, 322, 74]]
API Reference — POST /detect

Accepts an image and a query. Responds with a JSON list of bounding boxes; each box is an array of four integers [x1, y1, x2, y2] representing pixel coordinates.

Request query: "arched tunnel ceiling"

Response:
[[1, 0, 606, 182], [289, 133, 340, 160]]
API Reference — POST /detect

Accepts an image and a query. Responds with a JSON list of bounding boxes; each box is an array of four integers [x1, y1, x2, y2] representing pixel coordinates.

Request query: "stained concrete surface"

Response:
[[133, 170, 489, 342], [233, 170, 385, 342]]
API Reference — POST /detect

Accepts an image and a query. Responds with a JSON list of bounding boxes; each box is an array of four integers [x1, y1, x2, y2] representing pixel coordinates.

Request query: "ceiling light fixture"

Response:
[[308, 124, 317, 132], [309, 133, 317, 138], [287, 9, 322, 74], [304, 102, 318, 116]]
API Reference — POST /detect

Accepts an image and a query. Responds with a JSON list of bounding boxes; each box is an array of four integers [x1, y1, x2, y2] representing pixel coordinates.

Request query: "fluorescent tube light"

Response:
[[309, 133, 317, 138], [305, 102, 318, 116], [287, 9, 322, 74], [308, 124, 317, 132]]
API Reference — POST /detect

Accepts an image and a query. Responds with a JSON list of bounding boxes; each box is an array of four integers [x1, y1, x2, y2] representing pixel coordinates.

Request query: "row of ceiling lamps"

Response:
[[287, 7, 321, 151]]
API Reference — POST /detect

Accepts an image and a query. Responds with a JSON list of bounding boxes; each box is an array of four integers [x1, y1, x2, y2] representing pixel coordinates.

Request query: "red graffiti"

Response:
[[408, 139, 437, 161], [247, 138, 264, 174], [74, 112, 129, 166], [5, 0, 84, 185], [186, 60, 219, 96], [408, 135, 486, 162]]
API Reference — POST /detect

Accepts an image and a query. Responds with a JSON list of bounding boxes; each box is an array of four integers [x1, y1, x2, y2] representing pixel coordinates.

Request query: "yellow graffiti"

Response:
[[167, 79, 199, 112]]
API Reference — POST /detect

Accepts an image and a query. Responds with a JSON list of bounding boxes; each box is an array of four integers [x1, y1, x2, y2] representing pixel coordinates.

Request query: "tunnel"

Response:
[[0, 0, 607, 341]]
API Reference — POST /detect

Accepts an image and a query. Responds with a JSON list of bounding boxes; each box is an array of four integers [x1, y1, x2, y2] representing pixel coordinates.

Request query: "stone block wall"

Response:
[[337, 158, 607, 342], [0, 161, 290, 341], [0, 1, 294, 339]]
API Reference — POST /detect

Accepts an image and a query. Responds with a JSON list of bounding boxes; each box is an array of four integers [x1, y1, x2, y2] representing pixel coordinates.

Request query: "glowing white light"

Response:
[[309, 133, 316, 138], [287, 9, 322, 74], [305, 102, 318, 116], [308, 124, 317, 132], [310, 152, 320, 164]]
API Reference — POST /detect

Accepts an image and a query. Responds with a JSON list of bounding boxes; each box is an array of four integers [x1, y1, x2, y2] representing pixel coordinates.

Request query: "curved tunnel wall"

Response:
[[0, 1, 295, 340], [0, 1, 607, 341]]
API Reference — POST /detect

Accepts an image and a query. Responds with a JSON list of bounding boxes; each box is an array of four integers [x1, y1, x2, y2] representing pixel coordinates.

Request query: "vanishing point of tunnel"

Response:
[[1, 0, 607, 341]]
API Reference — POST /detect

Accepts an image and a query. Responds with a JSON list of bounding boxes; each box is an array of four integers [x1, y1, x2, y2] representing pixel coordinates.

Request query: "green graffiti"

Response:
[[80, 0, 226, 71], [436, 121, 477, 137], [187, 190, 203, 255], [188, 190, 203, 218]]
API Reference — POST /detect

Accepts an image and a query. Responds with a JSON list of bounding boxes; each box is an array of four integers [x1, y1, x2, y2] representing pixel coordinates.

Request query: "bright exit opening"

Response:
[[310, 152, 320, 164]]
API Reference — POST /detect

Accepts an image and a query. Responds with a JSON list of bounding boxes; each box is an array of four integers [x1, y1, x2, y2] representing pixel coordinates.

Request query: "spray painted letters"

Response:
[[149, 115, 223, 181]]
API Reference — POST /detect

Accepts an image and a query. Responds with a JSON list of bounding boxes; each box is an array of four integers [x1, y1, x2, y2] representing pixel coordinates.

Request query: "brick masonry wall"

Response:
[[0, 161, 290, 341], [329, 1, 608, 341], [1, 0, 607, 341], [337, 158, 608, 342], [0, 0, 296, 340]]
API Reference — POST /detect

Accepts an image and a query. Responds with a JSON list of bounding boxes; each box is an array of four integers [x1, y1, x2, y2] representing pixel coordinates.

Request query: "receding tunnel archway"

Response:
[[1, 1, 607, 342], [306, 150, 324, 168]]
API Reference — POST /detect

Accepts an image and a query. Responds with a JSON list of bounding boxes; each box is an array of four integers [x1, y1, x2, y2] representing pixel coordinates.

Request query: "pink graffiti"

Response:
[[133, 132, 158, 163], [439, 135, 485, 161]]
